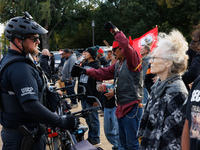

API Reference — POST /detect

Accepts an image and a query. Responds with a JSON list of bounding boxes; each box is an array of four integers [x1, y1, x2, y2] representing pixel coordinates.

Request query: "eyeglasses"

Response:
[[150, 56, 167, 62], [26, 36, 40, 42]]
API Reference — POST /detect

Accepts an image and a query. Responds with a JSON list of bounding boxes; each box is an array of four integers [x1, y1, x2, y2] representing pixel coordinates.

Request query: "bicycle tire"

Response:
[[52, 136, 61, 150]]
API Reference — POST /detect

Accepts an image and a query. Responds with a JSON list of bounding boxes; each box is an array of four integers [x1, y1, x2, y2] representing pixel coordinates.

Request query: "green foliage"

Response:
[[0, 32, 10, 55], [0, 0, 79, 49], [1, 0, 200, 50], [87, 0, 160, 46], [156, 0, 183, 8], [155, 0, 200, 41]]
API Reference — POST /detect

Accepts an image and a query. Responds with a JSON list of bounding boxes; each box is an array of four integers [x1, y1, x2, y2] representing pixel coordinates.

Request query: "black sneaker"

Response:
[[87, 138, 101, 146]]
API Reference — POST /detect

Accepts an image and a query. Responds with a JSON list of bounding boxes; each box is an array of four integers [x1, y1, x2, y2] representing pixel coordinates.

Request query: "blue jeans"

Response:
[[1, 130, 46, 150], [81, 99, 100, 143], [104, 107, 123, 150], [118, 104, 143, 150], [65, 81, 77, 104], [142, 87, 149, 105]]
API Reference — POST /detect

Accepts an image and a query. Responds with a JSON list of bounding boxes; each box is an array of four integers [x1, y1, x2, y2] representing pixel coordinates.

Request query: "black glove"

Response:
[[60, 115, 80, 130], [104, 21, 116, 31], [74, 116, 80, 129], [71, 65, 86, 77]]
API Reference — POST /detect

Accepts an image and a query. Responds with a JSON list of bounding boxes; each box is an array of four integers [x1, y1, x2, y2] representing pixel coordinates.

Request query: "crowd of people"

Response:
[[1, 12, 200, 150]]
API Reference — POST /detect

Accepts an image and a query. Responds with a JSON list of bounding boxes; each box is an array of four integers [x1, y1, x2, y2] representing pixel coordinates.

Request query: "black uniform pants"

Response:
[[1, 130, 46, 150]]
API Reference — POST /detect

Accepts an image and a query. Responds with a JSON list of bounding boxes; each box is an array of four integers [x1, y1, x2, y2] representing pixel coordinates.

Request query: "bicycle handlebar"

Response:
[[56, 85, 74, 91], [55, 84, 101, 118], [59, 85, 86, 99], [71, 95, 102, 117]]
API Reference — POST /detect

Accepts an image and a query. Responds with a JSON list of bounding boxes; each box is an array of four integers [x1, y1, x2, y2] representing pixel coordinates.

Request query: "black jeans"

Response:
[[65, 82, 77, 104]]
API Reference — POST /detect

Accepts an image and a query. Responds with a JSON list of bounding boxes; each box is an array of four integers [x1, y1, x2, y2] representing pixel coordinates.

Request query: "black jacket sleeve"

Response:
[[40, 58, 51, 79], [22, 100, 75, 129], [186, 47, 197, 67], [144, 64, 156, 93], [182, 54, 200, 89], [99, 57, 108, 67], [144, 73, 156, 94]]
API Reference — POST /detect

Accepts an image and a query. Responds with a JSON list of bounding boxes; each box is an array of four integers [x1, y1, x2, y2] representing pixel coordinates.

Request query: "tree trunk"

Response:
[[40, 20, 60, 50], [41, 33, 50, 49]]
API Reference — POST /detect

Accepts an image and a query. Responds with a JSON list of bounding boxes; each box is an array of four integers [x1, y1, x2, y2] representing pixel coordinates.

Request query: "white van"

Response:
[[99, 46, 112, 56], [51, 51, 62, 68]]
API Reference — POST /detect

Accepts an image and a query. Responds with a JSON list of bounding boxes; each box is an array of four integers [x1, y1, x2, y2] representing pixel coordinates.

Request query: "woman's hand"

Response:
[[104, 89, 114, 99], [98, 85, 105, 92], [57, 90, 63, 96], [93, 102, 99, 107]]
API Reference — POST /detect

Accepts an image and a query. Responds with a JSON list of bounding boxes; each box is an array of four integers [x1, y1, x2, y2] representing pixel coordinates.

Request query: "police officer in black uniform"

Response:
[[0, 12, 77, 150]]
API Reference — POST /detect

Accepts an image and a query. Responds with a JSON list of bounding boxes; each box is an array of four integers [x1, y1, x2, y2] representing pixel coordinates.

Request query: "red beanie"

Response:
[[112, 41, 121, 51], [112, 41, 119, 48], [98, 48, 104, 54]]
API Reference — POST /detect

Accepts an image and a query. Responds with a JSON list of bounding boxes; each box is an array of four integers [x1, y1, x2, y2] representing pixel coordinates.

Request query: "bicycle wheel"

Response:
[[52, 136, 61, 150], [75, 134, 84, 142]]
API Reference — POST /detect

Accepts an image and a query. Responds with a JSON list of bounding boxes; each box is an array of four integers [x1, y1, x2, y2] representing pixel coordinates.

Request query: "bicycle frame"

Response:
[[46, 84, 102, 150]]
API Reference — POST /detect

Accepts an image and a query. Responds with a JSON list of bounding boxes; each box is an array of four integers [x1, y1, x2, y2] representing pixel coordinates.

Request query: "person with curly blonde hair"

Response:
[[137, 29, 189, 149]]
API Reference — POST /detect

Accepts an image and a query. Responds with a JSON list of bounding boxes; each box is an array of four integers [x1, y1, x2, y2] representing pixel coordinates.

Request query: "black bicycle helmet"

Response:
[[5, 11, 48, 41]]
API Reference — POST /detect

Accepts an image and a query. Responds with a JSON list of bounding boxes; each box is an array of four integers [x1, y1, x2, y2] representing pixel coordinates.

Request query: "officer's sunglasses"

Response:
[[26, 36, 40, 42]]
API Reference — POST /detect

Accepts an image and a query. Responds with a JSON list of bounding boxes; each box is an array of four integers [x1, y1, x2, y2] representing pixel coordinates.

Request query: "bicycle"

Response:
[[46, 84, 102, 150], [50, 74, 60, 86]]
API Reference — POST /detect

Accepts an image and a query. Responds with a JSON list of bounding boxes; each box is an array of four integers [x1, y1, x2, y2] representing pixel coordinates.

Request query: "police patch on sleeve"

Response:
[[21, 87, 36, 96]]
